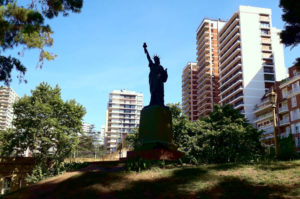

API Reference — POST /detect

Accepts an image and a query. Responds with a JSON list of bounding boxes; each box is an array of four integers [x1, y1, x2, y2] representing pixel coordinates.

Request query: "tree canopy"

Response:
[[0, 82, 86, 168], [0, 0, 83, 85], [168, 104, 264, 163], [279, 0, 300, 66]]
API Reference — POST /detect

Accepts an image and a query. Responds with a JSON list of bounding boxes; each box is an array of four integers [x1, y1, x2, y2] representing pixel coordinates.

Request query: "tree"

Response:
[[279, 0, 300, 66], [167, 103, 191, 153], [168, 103, 264, 164], [0, 0, 83, 85], [0, 82, 86, 170], [199, 105, 264, 163], [75, 134, 95, 158], [278, 134, 296, 160]]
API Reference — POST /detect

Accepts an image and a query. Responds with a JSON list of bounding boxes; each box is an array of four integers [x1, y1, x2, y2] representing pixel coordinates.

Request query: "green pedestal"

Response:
[[138, 105, 175, 150]]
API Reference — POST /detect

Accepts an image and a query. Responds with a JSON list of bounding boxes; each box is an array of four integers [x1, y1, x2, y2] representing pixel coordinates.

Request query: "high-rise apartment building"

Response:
[[0, 87, 19, 130], [218, 6, 287, 122], [196, 19, 225, 118], [104, 90, 143, 153], [82, 122, 95, 134], [182, 62, 198, 121]]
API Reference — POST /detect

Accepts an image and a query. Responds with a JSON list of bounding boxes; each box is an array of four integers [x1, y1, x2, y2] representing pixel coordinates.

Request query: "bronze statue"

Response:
[[143, 43, 168, 106]]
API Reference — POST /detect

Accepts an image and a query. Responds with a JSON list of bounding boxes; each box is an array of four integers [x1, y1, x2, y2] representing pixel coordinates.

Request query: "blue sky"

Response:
[[5, 0, 300, 131]]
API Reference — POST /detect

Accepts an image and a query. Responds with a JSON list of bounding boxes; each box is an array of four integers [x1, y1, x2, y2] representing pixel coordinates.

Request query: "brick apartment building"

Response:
[[254, 65, 300, 152]]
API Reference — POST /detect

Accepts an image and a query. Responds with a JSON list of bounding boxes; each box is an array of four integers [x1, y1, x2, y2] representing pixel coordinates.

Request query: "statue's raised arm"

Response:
[[143, 43, 153, 65]]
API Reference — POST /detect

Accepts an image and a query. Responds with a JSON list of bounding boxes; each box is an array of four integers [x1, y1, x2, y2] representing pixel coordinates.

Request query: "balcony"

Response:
[[219, 63, 242, 81], [198, 95, 212, 106], [281, 76, 300, 91], [253, 103, 272, 114], [220, 31, 240, 53], [259, 15, 270, 22], [228, 95, 243, 106], [260, 134, 274, 141], [198, 89, 210, 98], [220, 51, 241, 72], [220, 86, 243, 103], [197, 84, 210, 95], [196, 24, 209, 40], [261, 37, 271, 44], [233, 100, 244, 109], [254, 112, 273, 123], [197, 53, 210, 66], [220, 79, 243, 97], [196, 38, 210, 53], [196, 29, 209, 44], [261, 126, 274, 135], [220, 39, 240, 63], [287, 87, 300, 98], [197, 71, 210, 85], [278, 106, 289, 114], [197, 76, 210, 89], [219, 69, 242, 89], [279, 118, 290, 126], [219, 16, 239, 41]]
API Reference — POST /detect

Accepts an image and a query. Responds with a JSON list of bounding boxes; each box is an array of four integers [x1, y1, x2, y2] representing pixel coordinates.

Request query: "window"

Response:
[[291, 109, 300, 121], [292, 96, 297, 108], [292, 81, 300, 92], [264, 74, 274, 81], [282, 88, 288, 98], [293, 70, 297, 76], [260, 22, 270, 28], [261, 29, 269, 35]]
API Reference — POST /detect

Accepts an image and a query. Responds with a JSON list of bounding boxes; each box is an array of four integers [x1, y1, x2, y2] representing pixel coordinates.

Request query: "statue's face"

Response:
[[154, 57, 160, 64]]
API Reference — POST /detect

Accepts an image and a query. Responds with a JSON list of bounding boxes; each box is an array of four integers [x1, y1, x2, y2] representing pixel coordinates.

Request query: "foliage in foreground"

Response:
[[26, 161, 89, 184], [0, 0, 83, 85], [278, 134, 297, 160], [279, 0, 300, 66], [0, 82, 86, 176]]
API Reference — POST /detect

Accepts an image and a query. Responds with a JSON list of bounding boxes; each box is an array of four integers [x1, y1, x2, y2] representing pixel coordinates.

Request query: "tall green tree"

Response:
[[200, 105, 264, 163], [167, 103, 191, 153], [168, 103, 264, 163], [0, 0, 83, 85], [279, 0, 300, 66], [0, 82, 86, 168]]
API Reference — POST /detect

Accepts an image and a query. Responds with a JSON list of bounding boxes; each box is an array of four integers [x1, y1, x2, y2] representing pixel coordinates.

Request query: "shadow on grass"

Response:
[[3, 164, 300, 199], [208, 163, 241, 171], [196, 176, 298, 199], [255, 161, 300, 171]]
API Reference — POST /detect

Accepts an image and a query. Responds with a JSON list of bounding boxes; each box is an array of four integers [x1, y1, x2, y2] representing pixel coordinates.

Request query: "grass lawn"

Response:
[[3, 160, 300, 199]]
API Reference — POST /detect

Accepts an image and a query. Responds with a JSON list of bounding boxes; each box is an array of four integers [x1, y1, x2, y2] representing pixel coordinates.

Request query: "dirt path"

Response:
[[3, 161, 126, 199]]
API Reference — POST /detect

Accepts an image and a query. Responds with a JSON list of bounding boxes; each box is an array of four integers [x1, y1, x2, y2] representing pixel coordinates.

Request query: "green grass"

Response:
[[4, 160, 300, 199]]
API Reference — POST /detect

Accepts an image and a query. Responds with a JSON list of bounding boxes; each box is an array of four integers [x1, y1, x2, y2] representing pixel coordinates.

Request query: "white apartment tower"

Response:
[[82, 122, 95, 134], [218, 6, 287, 122], [105, 90, 143, 153], [0, 87, 19, 130]]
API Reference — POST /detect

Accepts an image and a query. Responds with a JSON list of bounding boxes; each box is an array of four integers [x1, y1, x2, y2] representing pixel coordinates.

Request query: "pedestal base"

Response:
[[126, 148, 183, 161], [138, 105, 174, 150]]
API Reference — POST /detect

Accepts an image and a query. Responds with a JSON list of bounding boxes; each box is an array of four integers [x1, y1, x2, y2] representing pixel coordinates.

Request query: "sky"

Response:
[[4, 0, 300, 131]]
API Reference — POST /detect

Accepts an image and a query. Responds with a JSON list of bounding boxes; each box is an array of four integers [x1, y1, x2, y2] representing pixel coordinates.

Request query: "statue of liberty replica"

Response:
[[143, 43, 168, 106], [126, 43, 182, 160]]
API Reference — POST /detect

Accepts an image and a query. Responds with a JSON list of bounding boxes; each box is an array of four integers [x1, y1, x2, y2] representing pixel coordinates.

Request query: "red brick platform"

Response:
[[125, 148, 184, 161]]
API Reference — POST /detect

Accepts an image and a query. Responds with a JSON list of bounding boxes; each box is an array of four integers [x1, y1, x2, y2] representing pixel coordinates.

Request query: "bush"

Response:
[[170, 104, 264, 164], [26, 162, 89, 183], [278, 134, 296, 160]]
